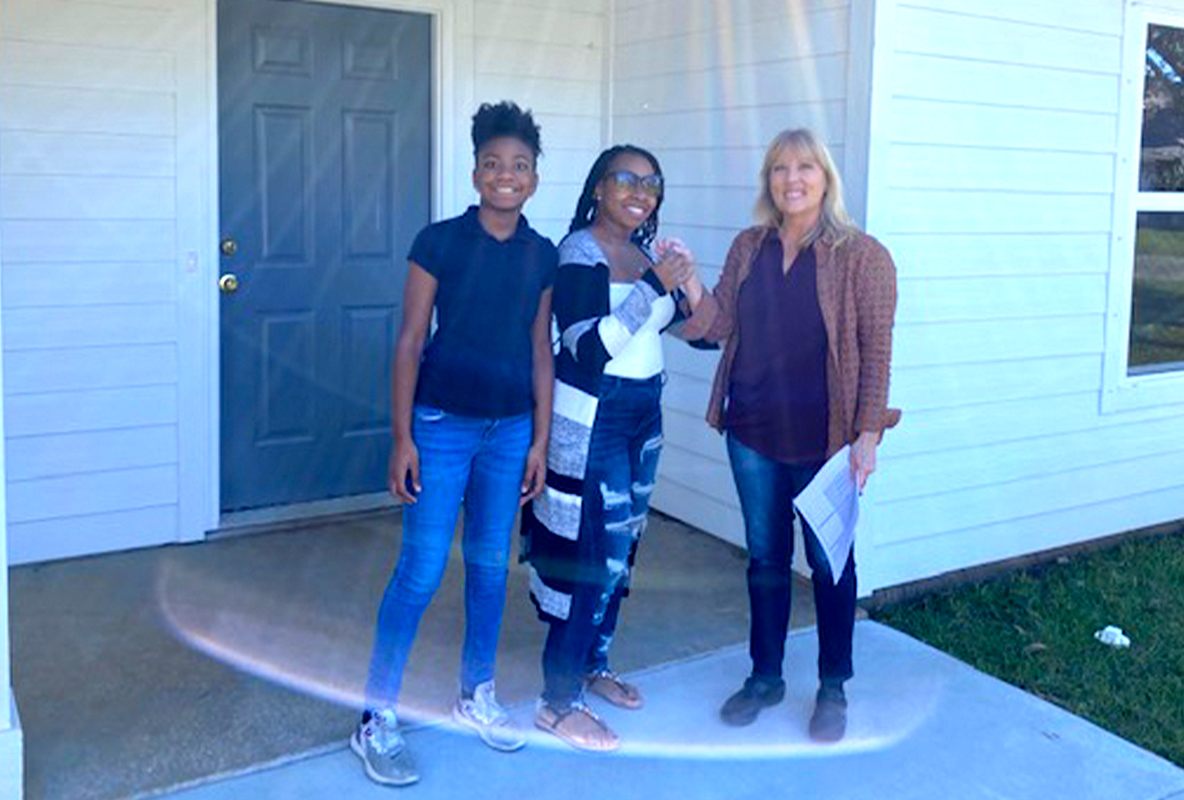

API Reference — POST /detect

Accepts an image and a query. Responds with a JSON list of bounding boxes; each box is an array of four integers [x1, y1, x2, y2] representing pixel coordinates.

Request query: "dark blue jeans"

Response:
[[541, 375, 663, 709], [726, 434, 856, 686]]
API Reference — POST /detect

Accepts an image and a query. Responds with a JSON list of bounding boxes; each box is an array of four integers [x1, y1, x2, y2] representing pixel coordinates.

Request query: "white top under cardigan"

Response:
[[603, 282, 674, 378]]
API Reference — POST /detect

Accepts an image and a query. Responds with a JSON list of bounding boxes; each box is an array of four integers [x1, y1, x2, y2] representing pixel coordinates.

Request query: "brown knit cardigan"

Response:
[[693, 225, 901, 458]]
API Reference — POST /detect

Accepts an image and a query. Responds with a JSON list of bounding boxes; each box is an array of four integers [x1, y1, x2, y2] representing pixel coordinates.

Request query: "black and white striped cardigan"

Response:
[[521, 228, 715, 622]]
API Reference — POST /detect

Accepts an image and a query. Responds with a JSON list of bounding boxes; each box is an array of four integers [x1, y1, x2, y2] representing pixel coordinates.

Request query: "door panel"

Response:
[[344, 112, 397, 258], [256, 107, 312, 263], [341, 307, 397, 436], [218, 0, 431, 511], [258, 312, 315, 445]]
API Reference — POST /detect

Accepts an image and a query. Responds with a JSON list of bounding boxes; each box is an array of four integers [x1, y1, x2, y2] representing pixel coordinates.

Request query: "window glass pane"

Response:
[[1130, 211, 1184, 373], [1141, 24, 1184, 191]]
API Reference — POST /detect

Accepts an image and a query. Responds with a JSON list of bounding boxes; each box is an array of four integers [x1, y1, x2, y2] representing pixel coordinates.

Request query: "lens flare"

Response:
[[157, 550, 941, 758]]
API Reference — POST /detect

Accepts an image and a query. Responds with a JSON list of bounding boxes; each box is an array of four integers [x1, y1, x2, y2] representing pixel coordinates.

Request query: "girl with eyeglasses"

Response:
[[521, 145, 714, 751]]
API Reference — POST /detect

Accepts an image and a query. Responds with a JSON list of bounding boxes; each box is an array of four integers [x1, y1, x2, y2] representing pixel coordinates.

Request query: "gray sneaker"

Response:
[[453, 680, 525, 752], [350, 709, 419, 787]]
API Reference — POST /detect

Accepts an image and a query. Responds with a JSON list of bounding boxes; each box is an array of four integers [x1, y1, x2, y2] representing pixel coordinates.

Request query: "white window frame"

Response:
[[1103, 1, 1184, 412]]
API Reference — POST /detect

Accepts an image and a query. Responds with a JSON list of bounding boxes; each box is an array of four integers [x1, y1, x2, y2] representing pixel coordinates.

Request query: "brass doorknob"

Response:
[[220, 238, 238, 256], [219, 274, 240, 294]]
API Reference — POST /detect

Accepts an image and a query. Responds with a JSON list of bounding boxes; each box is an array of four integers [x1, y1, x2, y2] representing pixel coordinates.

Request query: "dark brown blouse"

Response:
[[725, 239, 828, 464]]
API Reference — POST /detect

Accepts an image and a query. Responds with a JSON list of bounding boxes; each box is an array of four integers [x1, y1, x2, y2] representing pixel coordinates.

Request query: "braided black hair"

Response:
[[471, 101, 542, 160], [568, 145, 663, 248]]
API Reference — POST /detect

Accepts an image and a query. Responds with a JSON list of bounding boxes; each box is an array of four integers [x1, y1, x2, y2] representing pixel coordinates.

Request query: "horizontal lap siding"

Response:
[[862, 1, 1184, 591], [7, 507, 178, 565], [1, 0, 183, 563], [612, 0, 854, 545], [468, 0, 606, 242]]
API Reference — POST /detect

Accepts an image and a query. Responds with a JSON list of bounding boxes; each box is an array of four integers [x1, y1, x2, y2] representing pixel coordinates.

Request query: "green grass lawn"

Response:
[[869, 529, 1184, 767]]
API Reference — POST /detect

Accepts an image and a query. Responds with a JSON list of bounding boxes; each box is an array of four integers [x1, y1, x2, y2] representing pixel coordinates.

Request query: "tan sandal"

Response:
[[535, 702, 621, 752], [585, 670, 644, 709]]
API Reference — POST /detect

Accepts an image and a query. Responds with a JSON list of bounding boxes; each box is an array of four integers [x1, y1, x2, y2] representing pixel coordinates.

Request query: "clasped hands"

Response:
[[653, 238, 704, 303]]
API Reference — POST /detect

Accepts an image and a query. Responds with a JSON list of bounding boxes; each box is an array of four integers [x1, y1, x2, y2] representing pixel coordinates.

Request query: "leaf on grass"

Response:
[[1024, 642, 1048, 656], [1036, 690, 1070, 708]]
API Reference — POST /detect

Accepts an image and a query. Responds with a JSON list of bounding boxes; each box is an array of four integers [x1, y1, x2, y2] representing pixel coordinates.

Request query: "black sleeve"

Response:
[[553, 262, 613, 377]]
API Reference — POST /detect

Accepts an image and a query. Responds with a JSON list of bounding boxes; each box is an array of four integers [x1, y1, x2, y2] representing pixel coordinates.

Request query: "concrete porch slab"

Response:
[[156, 620, 1184, 800]]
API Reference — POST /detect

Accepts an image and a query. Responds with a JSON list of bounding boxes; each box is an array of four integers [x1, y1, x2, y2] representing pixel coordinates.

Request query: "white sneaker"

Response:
[[453, 680, 526, 752], [350, 709, 419, 786]]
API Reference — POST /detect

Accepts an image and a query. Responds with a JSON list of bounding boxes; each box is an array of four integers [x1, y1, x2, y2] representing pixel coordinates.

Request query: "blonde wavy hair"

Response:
[[754, 128, 857, 248]]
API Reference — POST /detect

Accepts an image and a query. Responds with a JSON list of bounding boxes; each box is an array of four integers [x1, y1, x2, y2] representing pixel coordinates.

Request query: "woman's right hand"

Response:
[[655, 237, 705, 306], [388, 437, 421, 503], [681, 269, 705, 308], [652, 249, 696, 292]]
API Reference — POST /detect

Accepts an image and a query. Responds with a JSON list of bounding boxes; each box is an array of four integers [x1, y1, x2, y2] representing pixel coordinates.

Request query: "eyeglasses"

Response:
[[604, 171, 664, 197]]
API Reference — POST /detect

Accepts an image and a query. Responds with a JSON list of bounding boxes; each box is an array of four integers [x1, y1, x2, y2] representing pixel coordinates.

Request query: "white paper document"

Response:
[[792, 445, 858, 584]]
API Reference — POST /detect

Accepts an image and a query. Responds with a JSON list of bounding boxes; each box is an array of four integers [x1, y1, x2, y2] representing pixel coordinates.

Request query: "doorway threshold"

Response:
[[214, 492, 399, 538]]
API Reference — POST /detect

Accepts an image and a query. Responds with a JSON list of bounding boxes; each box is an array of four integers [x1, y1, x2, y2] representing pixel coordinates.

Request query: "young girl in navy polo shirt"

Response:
[[352, 101, 557, 787]]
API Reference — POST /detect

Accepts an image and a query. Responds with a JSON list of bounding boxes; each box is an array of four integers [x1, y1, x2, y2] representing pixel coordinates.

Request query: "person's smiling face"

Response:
[[472, 136, 538, 213], [595, 152, 662, 234], [768, 145, 827, 224]]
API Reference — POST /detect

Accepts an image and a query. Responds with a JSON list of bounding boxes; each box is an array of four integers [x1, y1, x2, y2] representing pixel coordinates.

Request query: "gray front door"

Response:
[[217, 0, 431, 512]]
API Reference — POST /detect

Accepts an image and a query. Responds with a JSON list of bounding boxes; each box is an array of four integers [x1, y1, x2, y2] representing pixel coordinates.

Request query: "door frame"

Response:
[[178, 0, 473, 540]]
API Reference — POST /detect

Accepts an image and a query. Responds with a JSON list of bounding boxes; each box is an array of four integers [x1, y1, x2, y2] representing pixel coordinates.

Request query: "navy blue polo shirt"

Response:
[[410, 206, 557, 418]]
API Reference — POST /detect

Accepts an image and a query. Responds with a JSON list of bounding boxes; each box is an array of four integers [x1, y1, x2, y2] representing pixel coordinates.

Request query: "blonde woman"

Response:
[[689, 128, 900, 742]]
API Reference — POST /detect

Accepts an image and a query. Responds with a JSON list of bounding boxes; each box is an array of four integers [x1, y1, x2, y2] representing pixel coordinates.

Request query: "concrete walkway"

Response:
[[158, 621, 1184, 800]]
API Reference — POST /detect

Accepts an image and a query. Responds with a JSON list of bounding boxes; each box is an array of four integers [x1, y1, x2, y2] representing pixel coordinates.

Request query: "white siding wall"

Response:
[[465, 0, 607, 242], [610, 0, 860, 547], [0, 137, 18, 775], [860, 0, 1184, 591], [0, 0, 196, 564]]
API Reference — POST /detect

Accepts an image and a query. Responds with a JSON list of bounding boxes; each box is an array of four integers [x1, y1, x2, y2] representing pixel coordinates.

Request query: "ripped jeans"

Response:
[[541, 374, 664, 710]]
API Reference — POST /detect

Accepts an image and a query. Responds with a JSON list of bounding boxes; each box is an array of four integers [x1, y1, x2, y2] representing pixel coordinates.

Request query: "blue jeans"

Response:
[[726, 434, 856, 686], [541, 375, 663, 709], [365, 405, 532, 711]]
